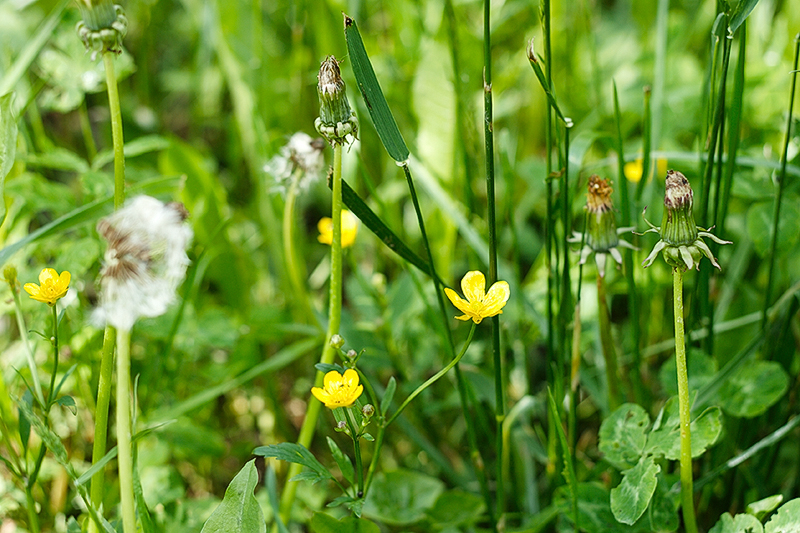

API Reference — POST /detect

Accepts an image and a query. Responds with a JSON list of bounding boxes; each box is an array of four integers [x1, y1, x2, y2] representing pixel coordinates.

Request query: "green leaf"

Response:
[[326, 436, 354, 485], [718, 361, 790, 418], [729, 0, 760, 33], [22, 148, 89, 173], [747, 199, 800, 256], [646, 402, 722, 460], [599, 403, 651, 469], [343, 14, 410, 162], [0, 92, 17, 226], [253, 443, 333, 484], [765, 498, 800, 533], [15, 395, 69, 467], [362, 470, 444, 526], [426, 490, 486, 528], [658, 350, 718, 399], [55, 395, 77, 415], [648, 473, 680, 532], [611, 455, 661, 525], [555, 482, 650, 533], [200, 460, 266, 533], [381, 376, 396, 415], [309, 512, 380, 533], [709, 512, 764, 533], [747, 495, 784, 521]]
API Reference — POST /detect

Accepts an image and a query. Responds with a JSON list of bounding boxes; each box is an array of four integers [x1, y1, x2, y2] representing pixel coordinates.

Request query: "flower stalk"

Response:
[[115, 327, 136, 533]]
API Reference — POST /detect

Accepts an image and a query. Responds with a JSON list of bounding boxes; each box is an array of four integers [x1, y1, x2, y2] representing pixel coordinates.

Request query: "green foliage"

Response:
[[362, 470, 444, 526], [200, 460, 266, 533], [309, 512, 380, 533], [253, 443, 333, 485], [610, 455, 661, 525]]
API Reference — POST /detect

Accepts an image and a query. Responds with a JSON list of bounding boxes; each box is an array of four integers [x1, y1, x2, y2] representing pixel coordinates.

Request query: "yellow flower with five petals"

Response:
[[444, 271, 510, 324], [311, 369, 363, 408], [24, 268, 71, 306], [318, 210, 358, 248]]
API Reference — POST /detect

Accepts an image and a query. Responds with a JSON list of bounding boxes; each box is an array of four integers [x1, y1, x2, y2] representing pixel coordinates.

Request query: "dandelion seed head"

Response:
[[264, 132, 326, 193]]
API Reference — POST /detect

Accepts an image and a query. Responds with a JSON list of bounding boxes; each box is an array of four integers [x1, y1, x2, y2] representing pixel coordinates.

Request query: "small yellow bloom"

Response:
[[444, 271, 510, 324], [624, 158, 668, 183], [23, 268, 71, 306], [318, 210, 358, 248], [311, 369, 364, 408]]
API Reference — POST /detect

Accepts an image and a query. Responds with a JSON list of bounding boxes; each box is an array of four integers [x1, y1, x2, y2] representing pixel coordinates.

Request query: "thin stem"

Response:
[[344, 409, 364, 496], [673, 267, 698, 533], [8, 281, 45, 407], [762, 34, 800, 330], [597, 274, 621, 411], [25, 486, 40, 533], [279, 143, 344, 522], [116, 327, 136, 533], [386, 323, 477, 427], [47, 305, 59, 405], [103, 52, 125, 209], [364, 423, 385, 494], [88, 326, 116, 533]]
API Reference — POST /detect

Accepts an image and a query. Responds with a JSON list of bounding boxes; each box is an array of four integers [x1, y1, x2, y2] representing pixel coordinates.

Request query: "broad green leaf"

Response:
[[709, 512, 764, 533], [326, 436, 354, 486], [747, 200, 800, 256], [309, 512, 380, 533], [659, 350, 718, 398], [765, 498, 800, 533], [200, 460, 266, 533], [253, 443, 333, 484], [729, 0, 760, 33], [343, 14, 410, 162], [362, 470, 444, 526], [599, 403, 650, 469], [718, 360, 789, 418], [648, 473, 679, 533], [0, 92, 17, 226], [381, 376, 396, 415], [555, 482, 650, 533], [646, 404, 722, 460], [747, 495, 784, 521], [426, 490, 485, 528], [611, 455, 661, 525]]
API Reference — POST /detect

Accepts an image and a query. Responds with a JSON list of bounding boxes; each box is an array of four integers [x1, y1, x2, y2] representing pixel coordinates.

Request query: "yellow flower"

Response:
[[444, 271, 510, 324], [624, 158, 668, 183], [24, 268, 71, 306], [311, 369, 363, 408], [318, 210, 358, 248]]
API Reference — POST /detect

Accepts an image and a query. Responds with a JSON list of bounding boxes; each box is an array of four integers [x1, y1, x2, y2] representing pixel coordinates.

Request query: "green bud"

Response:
[[330, 334, 345, 349], [315, 56, 358, 144], [660, 170, 698, 246], [3, 264, 18, 289], [76, 0, 128, 57], [585, 175, 619, 253]]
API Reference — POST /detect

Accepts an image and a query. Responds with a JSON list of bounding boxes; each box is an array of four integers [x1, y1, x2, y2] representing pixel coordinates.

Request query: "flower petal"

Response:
[[482, 281, 510, 317], [323, 370, 343, 389], [445, 287, 470, 315], [23, 283, 41, 298], [39, 268, 58, 285], [461, 271, 486, 303], [342, 368, 359, 387], [59, 271, 71, 288], [311, 387, 331, 405]]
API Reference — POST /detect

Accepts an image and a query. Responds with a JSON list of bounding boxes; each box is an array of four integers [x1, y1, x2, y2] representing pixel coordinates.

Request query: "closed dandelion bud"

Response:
[[315, 56, 358, 144], [661, 170, 698, 246], [76, 0, 128, 57], [586, 176, 619, 253]]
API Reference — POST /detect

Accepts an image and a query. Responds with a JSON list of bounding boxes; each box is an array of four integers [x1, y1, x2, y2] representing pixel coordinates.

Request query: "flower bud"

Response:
[[314, 56, 358, 144], [361, 404, 374, 419], [661, 170, 698, 246], [585, 176, 619, 253], [3, 264, 18, 289], [76, 0, 128, 57], [346, 349, 358, 360], [335, 420, 348, 433], [330, 334, 345, 349]]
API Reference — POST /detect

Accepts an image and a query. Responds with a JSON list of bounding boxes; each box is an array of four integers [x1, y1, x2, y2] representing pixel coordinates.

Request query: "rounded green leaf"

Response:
[[709, 512, 764, 533], [599, 403, 651, 469], [611, 455, 661, 525], [426, 490, 486, 528], [718, 361, 790, 418], [747, 495, 785, 521], [765, 498, 800, 533], [646, 405, 722, 460], [362, 470, 444, 526]]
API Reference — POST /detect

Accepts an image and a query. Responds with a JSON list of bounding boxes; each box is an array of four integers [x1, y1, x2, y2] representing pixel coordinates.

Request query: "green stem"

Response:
[[673, 267, 698, 533], [283, 169, 320, 327], [279, 143, 344, 523], [364, 423, 384, 494], [9, 282, 45, 408], [597, 274, 620, 411], [344, 409, 364, 496], [103, 52, 125, 209], [88, 326, 116, 533], [116, 327, 136, 533], [48, 305, 59, 406], [25, 485, 40, 533], [387, 323, 476, 427]]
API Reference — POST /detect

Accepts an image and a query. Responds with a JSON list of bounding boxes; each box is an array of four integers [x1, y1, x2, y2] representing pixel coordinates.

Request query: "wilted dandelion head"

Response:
[[265, 132, 326, 193], [94, 196, 192, 330]]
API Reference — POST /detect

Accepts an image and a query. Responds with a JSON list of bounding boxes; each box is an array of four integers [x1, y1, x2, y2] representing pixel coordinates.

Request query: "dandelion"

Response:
[[94, 195, 192, 330], [311, 369, 363, 408], [24, 268, 71, 306], [265, 132, 326, 193], [318, 210, 359, 248], [445, 271, 510, 324], [75, 0, 128, 58], [314, 56, 358, 145]]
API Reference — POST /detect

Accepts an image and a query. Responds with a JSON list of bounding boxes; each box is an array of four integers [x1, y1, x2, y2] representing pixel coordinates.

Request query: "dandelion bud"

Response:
[[661, 170, 698, 246], [586, 176, 619, 254], [76, 0, 128, 57], [330, 334, 345, 349], [314, 56, 358, 144]]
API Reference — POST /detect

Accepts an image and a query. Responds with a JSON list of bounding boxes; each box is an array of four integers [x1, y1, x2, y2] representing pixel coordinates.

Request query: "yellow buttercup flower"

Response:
[[624, 158, 668, 183], [311, 369, 363, 408], [444, 271, 510, 324], [24, 268, 71, 306], [318, 210, 358, 248]]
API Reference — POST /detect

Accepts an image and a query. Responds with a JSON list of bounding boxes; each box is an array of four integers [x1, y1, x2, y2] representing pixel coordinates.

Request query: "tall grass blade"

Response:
[[729, 0, 760, 33], [546, 387, 579, 532], [344, 15, 410, 163], [0, 93, 18, 226]]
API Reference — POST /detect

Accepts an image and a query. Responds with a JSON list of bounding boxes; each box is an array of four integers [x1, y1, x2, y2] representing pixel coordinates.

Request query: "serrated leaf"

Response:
[[765, 498, 800, 533], [645, 404, 722, 460], [599, 403, 651, 469], [343, 15, 409, 162], [709, 512, 764, 533], [611, 455, 661, 525], [326, 436, 354, 485], [718, 361, 789, 418], [381, 376, 396, 415], [253, 442, 333, 484], [0, 93, 18, 226], [309, 512, 379, 533], [200, 460, 266, 533], [747, 495, 784, 520]]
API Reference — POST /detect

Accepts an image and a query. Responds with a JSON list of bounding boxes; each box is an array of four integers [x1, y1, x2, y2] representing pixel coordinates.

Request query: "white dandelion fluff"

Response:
[[264, 132, 326, 193], [94, 195, 193, 331]]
